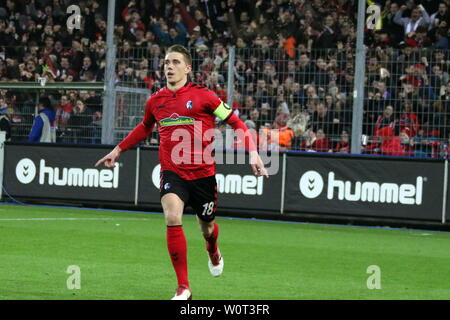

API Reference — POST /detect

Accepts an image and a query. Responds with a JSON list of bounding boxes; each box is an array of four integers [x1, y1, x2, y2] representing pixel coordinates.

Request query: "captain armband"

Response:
[[213, 102, 232, 121]]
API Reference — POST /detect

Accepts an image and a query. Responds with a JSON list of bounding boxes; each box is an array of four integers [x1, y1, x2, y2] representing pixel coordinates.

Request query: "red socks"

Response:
[[204, 222, 219, 254], [166, 225, 189, 289], [166, 223, 220, 289]]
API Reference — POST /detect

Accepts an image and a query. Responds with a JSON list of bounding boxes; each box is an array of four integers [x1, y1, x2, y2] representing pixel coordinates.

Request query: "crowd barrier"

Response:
[[1, 142, 448, 227]]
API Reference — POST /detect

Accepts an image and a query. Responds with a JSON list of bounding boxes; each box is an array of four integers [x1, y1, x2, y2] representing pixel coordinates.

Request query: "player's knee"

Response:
[[199, 221, 215, 238], [165, 211, 182, 226]]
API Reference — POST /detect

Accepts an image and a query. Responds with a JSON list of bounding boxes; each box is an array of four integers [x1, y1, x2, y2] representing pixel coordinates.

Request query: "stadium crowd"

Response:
[[0, 0, 450, 157]]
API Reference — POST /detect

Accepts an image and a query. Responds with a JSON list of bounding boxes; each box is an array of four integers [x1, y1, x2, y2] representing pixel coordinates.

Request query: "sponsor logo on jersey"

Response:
[[160, 113, 195, 126]]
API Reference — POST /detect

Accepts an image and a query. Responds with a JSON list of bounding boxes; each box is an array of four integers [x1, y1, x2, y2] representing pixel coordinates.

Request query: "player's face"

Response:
[[164, 52, 192, 86]]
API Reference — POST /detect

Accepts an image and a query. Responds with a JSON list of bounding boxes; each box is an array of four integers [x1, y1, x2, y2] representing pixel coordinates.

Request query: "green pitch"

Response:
[[1, 203, 450, 300]]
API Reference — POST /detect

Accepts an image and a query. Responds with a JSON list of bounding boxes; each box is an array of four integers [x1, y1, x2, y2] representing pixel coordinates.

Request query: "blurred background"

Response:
[[0, 0, 450, 158]]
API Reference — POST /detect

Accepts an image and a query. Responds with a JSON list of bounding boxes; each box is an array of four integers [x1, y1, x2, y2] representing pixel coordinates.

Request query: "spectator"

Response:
[[79, 56, 98, 81], [254, 78, 271, 108], [365, 104, 397, 154], [433, 28, 449, 49], [149, 16, 187, 47], [311, 101, 334, 137], [228, 8, 256, 42], [67, 99, 94, 144], [374, 105, 397, 137], [375, 125, 414, 157], [301, 128, 331, 152], [5, 58, 20, 80], [68, 39, 84, 71], [430, 2, 450, 31], [382, 2, 404, 47], [260, 112, 294, 151], [334, 129, 350, 153], [422, 100, 447, 139], [405, 25, 432, 48], [173, 0, 198, 35], [394, 5, 431, 37], [0, 97, 11, 141], [253, 6, 272, 40], [312, 56, 329, 88], [400, 99, 420, 135], [399, 129, 415, 156], [19, 59, 39, 81], [28, 97, 56, 143], [316, 14, 339, 49], [55, 94, 72, 134], [248, 108, 262, 133], [429, 64, 449, 98], [431, 50, 449, 72], [187, 26, 205, 49], [240, 96, 256, 120]]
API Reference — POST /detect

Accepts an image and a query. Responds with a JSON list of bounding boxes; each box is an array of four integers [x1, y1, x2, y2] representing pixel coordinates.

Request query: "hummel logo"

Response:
[[308, 178, 315, 190], [15, 158, 36, 184], [299, 171, 324, 199]]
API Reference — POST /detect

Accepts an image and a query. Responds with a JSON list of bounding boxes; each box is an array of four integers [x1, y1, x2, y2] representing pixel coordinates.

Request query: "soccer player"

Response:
[[95, 45, 268, 300]]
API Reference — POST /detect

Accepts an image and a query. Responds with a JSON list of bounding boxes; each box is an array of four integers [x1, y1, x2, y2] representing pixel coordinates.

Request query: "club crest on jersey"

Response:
[[186, 100, 193, 110]]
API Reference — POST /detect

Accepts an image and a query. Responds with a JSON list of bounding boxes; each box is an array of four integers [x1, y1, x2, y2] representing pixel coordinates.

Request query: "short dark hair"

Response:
[[166, 45, 192, 66], [39, 97, 51, 109]]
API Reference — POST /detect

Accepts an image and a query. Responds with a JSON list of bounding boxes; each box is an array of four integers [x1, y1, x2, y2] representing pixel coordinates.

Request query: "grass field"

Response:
[[1, 203, 450, 300]]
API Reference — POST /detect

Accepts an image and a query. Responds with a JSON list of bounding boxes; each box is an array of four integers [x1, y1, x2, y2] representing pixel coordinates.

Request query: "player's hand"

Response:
[[250, 151, 269, 178], [95, 146, 122, 168]]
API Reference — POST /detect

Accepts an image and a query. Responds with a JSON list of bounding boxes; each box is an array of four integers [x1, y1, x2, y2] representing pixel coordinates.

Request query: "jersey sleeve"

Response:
[[203, 90, 233, 121], [142, 97, 156, 127], [118, 97, 156, 151], [225, 112, 257, 152]]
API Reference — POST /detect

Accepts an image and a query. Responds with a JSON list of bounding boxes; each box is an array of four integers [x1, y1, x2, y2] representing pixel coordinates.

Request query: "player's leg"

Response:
[[160, 171, 191, 300], [197, 217, 223, 277], [189, 176, 223, 277]]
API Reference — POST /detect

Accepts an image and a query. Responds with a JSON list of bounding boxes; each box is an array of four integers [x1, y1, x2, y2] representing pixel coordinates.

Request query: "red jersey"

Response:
[[119, 82, 234, 180], [400, 111, 419, 137]]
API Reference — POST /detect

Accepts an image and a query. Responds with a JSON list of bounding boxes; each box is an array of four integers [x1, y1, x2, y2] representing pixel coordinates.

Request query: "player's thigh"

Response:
[[160, 170, 189, 225], [188, 175, 218, 223], [161, 193, 185, 225]]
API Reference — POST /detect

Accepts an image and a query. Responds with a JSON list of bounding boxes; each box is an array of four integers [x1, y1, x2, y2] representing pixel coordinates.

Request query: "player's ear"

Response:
[[185, 64, 192, 74]]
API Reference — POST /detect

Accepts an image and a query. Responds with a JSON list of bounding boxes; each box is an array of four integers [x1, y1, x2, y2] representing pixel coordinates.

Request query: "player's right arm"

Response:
[[95, 98, 156, 168]]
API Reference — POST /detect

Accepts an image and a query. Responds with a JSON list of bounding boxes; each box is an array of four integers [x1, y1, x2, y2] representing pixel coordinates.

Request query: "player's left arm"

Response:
[[210, 98, 268, 178]]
